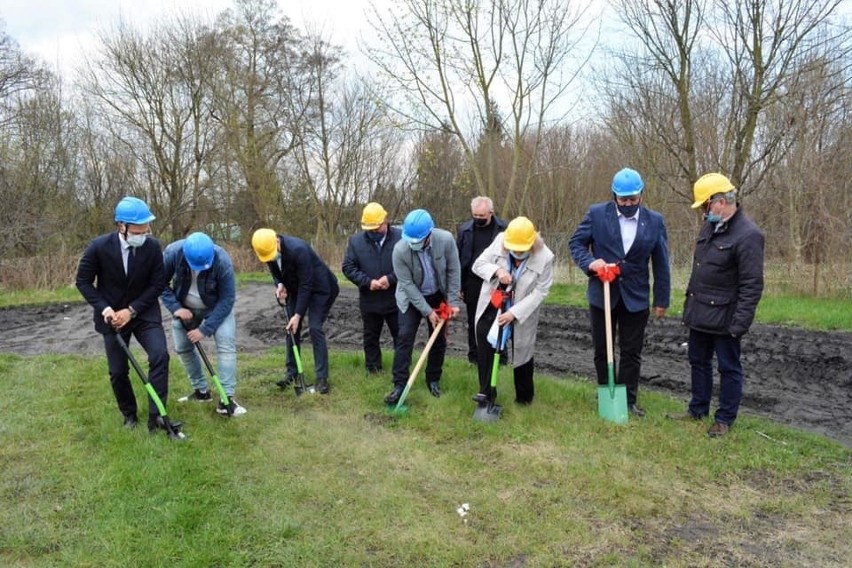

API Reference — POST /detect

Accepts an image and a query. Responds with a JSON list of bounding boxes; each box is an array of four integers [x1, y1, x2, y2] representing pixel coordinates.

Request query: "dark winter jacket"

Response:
[[76, 232, 165, 334], [160, 239, 236, 337], [569, 201, 671, 312], [456, 215, 508, 281], [264, 235, 338, 317], [682, 207, 764, 337], [342, 226, 402, 313]]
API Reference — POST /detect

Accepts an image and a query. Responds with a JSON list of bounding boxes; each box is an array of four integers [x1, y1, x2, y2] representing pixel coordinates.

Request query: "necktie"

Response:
[[127, 247, 135, 276]]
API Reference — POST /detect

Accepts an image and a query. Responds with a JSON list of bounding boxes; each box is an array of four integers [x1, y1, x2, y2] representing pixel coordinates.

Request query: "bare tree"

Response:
[[366, 0, 594, 217]]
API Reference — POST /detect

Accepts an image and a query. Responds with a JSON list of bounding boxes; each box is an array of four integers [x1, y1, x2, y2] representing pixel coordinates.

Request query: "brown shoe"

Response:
[[707, 422, 730, 438], [666, 412, 703, 421]]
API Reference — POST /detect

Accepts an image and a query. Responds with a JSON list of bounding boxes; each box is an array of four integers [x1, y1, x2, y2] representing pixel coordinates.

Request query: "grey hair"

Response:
[[471, 196, 494, 212]]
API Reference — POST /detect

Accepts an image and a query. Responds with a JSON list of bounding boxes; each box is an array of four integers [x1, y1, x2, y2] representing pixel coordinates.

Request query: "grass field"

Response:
[[1, 348, 850, 567]]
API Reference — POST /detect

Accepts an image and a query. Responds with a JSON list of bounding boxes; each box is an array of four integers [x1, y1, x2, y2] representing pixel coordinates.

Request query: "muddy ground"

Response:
[[1, 283, 850, 446]]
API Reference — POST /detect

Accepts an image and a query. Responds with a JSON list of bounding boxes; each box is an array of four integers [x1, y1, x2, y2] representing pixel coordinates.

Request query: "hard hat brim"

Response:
[[255, 250, 277, 263], [361, 222, 381, 230]]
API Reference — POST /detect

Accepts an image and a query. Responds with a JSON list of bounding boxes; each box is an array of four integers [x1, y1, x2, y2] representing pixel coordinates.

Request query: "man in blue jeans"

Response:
[[161, 232, 245, 416], [671, 173, 764, 438]]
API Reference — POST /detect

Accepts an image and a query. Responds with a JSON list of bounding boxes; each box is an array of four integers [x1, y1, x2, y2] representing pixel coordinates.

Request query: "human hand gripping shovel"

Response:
[[473, 286, 513, 422], [111, 322, 187, 440], [390, 302, 453, 414], [596, 263, 628, 424], [177, 318, 233, 417], [275, 298, 316, 396]]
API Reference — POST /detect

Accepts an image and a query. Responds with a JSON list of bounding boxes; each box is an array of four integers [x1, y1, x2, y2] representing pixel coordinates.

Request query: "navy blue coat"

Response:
[[76, 232, 166, 334], [682, 207, 764, 337], [264, 235, 337, 317], [569, 201, 671, 312], [342, 226, 401, 313]]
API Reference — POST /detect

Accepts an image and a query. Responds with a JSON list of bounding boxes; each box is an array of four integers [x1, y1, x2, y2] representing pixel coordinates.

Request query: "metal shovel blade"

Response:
[[293, 375, 315, 396], [473, 402, 503, 422], [597, 384, 628, 424]]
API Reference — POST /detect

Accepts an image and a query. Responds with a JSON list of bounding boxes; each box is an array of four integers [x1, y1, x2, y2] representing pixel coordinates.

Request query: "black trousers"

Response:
[[362, 309, 399, 372], [589, 303, 649, 406], [475, 303, 535, 404], [463, 279, 482, 362], [102, 319, 170, 418], [391, 292, 446, 386]]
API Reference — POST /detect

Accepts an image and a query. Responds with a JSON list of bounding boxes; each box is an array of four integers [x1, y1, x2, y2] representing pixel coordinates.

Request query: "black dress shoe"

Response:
[[628, 404, 646, 417], [315, 377, 330, 394], [384, 384, 405, 404], [471, 393, 488, 404], [276, 375, 296, 388], [427, 382, 441, 398], [123, 414, 138, 429]]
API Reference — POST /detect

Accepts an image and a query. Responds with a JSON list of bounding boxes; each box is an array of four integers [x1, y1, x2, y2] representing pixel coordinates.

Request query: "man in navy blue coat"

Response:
[[342, 202, 402, 374], [76, 197, 174, 433], [569, 168, 671, 416], [252, 228, 339, 394]]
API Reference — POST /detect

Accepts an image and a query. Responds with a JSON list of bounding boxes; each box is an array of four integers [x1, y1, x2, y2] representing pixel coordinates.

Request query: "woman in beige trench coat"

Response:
[[472, 217, 554, 404]]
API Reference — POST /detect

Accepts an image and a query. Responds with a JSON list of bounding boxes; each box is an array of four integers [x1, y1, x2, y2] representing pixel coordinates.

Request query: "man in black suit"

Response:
[[252, 228, 340, 394], [76, 196, 174, 433]]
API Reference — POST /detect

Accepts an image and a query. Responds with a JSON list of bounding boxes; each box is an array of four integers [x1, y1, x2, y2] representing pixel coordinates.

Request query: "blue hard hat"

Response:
[[183, 232, 215, 271], [611, 168, 644, 196], [402, 209, 434, 242], [115, 196, 156, 224]]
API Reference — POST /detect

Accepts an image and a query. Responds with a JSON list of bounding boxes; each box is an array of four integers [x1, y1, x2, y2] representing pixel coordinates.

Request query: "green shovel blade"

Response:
[[598, 362, 628, 424]]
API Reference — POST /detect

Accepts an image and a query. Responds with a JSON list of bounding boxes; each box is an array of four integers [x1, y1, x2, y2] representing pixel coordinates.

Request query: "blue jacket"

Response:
[[342, 226, 402, 313], [569, 201, 671, 312], [160, 239, 236, 337], [682, 207, 764, 337], [264, 235, 338, 317], [76, 232, 165, 334]]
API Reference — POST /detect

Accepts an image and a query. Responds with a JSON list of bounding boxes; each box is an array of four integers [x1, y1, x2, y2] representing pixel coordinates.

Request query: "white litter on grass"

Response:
[[456, 503, 470, 517]]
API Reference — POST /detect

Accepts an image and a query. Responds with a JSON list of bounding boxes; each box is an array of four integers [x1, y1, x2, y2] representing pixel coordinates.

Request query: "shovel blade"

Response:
[[597, 385, 628, 424], [473, 403, 503, 422]]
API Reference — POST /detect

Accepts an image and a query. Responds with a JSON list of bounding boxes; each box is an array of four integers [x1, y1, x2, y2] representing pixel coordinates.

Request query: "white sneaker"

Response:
[[216, 398, 247, 416]]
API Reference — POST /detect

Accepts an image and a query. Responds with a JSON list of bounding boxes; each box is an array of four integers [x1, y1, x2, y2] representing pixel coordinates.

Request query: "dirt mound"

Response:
[[1, 283, 849, 445]]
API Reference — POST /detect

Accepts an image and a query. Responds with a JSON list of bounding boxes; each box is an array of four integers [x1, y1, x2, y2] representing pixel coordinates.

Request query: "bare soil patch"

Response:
[[2, 283, 849, 445]]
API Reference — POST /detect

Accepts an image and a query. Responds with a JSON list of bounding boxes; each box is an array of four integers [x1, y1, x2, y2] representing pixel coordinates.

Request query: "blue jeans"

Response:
[[172, 309, 237, 396], [687, 328, 743, 425]]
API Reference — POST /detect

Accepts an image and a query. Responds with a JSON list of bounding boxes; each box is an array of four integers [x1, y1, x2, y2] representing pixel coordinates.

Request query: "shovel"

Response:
[[276, 298, 316, 396], [597, 264, 628, 424], [473, 322, 507, 423], [178, 318, 233, 416], [391, 317, 446, 415], [113, 328, 187, 440]]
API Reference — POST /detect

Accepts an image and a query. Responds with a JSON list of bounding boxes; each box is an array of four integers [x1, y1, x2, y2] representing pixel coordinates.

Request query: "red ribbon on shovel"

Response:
[[595, 263, 620, 283], [434, 301, 453, 337], [490, 288, 511, 309]]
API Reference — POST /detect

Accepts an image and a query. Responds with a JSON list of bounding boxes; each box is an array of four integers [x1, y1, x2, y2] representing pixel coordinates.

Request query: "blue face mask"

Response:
[[704, 212, 722, 223], [408, 239, 425, 252], [509, 250, 530, 260], [617, 204, 639, 218], [126, 234, 147, 248]]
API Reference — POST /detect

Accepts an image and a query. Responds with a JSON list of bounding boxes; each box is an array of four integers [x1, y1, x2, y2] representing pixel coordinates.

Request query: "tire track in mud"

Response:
[[1, 283, 850, 446]]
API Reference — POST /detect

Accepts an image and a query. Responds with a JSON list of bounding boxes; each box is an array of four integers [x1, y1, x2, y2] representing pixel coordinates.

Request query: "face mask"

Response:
[[126, 234, 147, 248], [366, 231, 383, 243], [509, 250, 530, 260], [474, 217, 489, 227], [704, 212, 722, 223], [617, 204, 639, 218], [408, 240, 425, 252]]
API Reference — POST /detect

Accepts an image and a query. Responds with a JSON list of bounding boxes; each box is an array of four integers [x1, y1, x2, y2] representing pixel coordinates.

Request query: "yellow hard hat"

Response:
[[503, 216, 537, 252], [361, 202, 388, 230], [692, 173, 735, 208], [251, 228, 278, 262]]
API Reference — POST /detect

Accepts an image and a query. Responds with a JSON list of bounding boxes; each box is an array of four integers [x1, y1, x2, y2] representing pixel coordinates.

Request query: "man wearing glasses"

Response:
[[569, 168, 671, 417]]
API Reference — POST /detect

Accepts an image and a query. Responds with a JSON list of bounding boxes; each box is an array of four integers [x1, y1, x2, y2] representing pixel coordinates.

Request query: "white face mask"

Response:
[[126, 234, 147, 248], [408, 240, 425, 252]]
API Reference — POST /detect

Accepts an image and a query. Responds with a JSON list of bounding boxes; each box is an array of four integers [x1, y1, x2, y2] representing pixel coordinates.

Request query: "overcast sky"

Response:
[[1, 0, 378, 77]]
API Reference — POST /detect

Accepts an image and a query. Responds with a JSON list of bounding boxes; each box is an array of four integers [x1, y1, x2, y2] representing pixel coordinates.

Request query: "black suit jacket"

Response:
[[264, 234, 337, 317], [76, 232, 166, 334]]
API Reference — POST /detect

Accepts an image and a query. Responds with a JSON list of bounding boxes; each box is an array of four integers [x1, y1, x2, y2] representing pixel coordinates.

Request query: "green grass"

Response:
[[1, 350, 850, 567]]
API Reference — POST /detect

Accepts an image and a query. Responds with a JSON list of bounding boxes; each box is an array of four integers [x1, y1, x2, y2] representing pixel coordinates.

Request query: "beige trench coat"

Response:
[[472, 233, 554, 367]]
